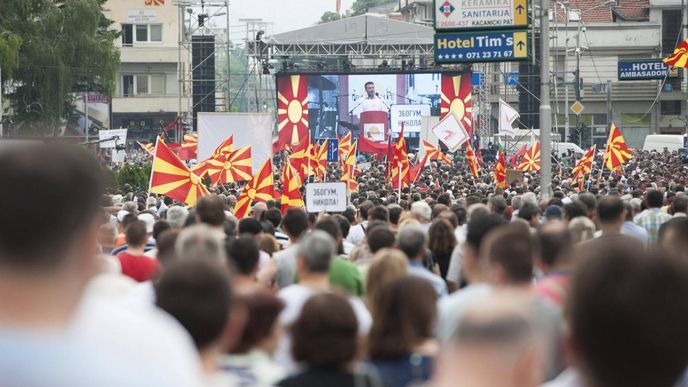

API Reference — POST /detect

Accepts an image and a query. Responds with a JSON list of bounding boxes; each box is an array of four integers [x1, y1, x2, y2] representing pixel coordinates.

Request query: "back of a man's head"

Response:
[[596, 196, 625, 224], [411, 201, 432, 223], [282, 208, 309, 240], [155, 259, 232, 351], [646, 189, 664, 209], [263, 208, 282, 229], [537, 221, 572, 269], [568, 242, 688, 387], [175, 224, 226, 262], [125, 220, 148, 248], [482, 224, 534, 284], [577, 192, 597, 215], [672, 195, 688, 214], [0, 144, 103, 271], [166, 206, 189, 229], [517, 202, 539, 222], [195, 196, 226, 227], [658, 217, 688, 257], [397, 225, 427, 261], [368, 205, 390, 222], [489, 196, 507, 215], [367, 226, 396, 254], [563, 200, 588, 221], [314, 216, 342, 241], [465, 213, 508, 253], [226, 234, 260, 276], [297, 230, 336, 274]]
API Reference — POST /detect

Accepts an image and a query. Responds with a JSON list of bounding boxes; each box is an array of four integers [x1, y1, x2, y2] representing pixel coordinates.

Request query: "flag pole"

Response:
[[398, 164, 402, 198]]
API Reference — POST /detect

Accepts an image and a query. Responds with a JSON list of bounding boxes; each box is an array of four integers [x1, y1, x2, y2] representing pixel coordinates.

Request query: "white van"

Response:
[[552, 142, 584, 156], [642, 135, 687, 152]]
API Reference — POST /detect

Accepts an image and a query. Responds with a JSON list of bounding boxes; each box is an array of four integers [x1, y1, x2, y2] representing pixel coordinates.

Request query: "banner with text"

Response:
[[306, 182, 348, 213], [391, 104, 432, 133]]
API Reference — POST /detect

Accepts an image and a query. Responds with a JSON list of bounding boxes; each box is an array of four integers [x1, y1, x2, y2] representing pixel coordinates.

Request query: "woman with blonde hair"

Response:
[[365, 248, 408, 310], [568, 216, 596, 244]]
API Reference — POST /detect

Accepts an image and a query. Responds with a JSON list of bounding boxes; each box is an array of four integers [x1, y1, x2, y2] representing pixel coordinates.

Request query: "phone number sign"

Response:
[[434, 0, 529, 31], [434, 30, 529, 63]]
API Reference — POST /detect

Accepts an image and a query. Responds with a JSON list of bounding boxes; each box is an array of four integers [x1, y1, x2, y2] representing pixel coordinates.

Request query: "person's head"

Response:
[[365, 249, 408, 311], [195, 196, 226, 227], [231, 289, 284, 355], [536, 221, 572, 273], [411, 201, 432, 223], [98, 223, 118, 249], [156, 229, 181, 268], [434, 293, 542, 387], [251, 202, 267, 220], [152, 220, 171, 242], [397, 225, 427, 261], [166, 206, 189, 229], [0, 144, 104, 322], [282, 208, 309, 241], [368, 205, 389, 222], [481, 224, 534, 286], [658, 217, 688, 257], [387, 204, 402, 226], [125, 220, 148, 249], [646, 189, 664, 208], [596, 196, 625, 231], [368, 276, 437, 360], [489, 196, 507, 216], [155, 259, 232, 352], [428, 218, 457, 257], [175, 224, 226, 263], [314, 216, 344, 255], [238, 218, 263, 236], [137, 212, 157, 236], [567, 241, 688, 387], [333, 214, 351, 239], [577, 192, 597, 218], [464, 214, 508, 283], [672, 195, 688, 215], [567, 216, 596, 244], [263, 208, 282, 229], [291, 292, 359, 369], [296, 230, 336, 276], [366, 225, 396, 254], [563, 200, 588, 222], [226, 234, 260, 279], [364, 81, 375, 97]]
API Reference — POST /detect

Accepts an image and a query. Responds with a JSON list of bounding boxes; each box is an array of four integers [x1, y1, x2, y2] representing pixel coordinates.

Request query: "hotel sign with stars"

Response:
[[434, 30, 529, 63]]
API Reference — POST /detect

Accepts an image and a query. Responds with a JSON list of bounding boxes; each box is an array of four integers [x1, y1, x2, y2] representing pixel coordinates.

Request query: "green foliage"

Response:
[[0, 32, 22, 79], [351, 0, 389, 15], [319, 11, 342, 23], [116, 164, 151, 191], [0, 0, 120, 132]]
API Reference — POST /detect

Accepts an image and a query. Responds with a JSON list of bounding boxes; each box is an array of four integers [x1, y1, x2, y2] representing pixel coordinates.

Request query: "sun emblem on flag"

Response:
[[439, 1, 455, 17], [277, 75, 309, 149], [440, 73, 473, 136]]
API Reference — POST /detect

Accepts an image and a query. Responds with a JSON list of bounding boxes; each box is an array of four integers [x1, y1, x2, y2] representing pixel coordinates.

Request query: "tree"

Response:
[[0, 0, 120, 135], [351, 0, 389, 15], [319, 11, 342, 23]]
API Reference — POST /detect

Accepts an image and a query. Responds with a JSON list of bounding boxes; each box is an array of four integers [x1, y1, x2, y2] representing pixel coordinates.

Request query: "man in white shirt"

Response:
[[358, 81, 388, 114]]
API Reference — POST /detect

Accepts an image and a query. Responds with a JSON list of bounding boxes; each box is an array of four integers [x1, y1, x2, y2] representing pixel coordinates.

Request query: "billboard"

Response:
[[276, 73, 445, 144], [618, 59, 678, 81]]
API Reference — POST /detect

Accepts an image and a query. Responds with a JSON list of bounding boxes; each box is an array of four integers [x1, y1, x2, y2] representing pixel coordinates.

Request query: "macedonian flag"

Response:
[[390, 127, 410, 189], [604, 123, 632, 171], [572, 145, 596, 182], [290, 134, 311, 181], [177, 133, 197, 160], [422, 140, 452, 166], [494, 151, 507, 189], [281, 156, 304, 214], [441, 72, 473, 137], [517, 141, 541, 172], [149, 137, 209, 207], [465, 142, 481, 177], [277, 75, 309, 150], [191, 135, 235, 179], [137, 141, 155, 156], [664, 39, 688, 68], [310, 139, 329, 180], [211, 145, 253, 186], [341, 143, 359, 193], [339, 132, 352, 165], [233, 158, 275, 219]]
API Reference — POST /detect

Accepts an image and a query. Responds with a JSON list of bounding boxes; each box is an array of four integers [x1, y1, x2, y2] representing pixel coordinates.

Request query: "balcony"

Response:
[[120, 45, 180, 63]]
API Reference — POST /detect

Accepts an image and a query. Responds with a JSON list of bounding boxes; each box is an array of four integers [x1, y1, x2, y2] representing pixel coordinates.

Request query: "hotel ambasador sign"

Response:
[[434, 0, 529, 31]]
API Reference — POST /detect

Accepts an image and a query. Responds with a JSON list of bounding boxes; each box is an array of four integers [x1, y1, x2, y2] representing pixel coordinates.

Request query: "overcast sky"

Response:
[[224, 0, 356, 37]]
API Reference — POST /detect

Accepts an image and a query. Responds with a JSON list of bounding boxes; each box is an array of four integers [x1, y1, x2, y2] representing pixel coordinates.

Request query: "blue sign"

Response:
[[434, 30, 529, 64], [326, 139, 339, 163], [471, 71, 483, 86], [618, 59, 673, 81], [504, 71, 519, 88]]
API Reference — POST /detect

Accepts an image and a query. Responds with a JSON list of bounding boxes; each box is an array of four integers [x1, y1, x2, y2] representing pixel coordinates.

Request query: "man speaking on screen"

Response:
[[359, 81, 388, 113]]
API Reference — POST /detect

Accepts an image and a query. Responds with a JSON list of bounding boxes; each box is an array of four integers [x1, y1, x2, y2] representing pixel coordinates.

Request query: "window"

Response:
[[122, 74, 165, 97], [663, 10, 683, 57], [135, 25, 148, 42], [122, 24, 133, 46], [661, 100, 682, 115], [150, 25, 162, 42]]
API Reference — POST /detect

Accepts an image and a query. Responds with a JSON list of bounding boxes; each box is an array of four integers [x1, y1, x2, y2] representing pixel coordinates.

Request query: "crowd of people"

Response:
[[3, 142, 688, 387]]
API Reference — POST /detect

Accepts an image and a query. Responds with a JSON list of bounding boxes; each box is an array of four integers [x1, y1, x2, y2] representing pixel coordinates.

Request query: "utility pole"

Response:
[[0, 67, 3, 139], [574, 21, 582, 146], [684, 0, 688, 134], [226, 0, 231, 113], [564, 5, 570, 142], [540, 0, 552, 199], [606, 79, 612, 131], [84, 92, 90, 144]]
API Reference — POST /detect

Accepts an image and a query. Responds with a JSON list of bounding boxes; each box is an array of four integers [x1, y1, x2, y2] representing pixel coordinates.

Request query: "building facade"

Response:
[[103, 0, 189, 140]]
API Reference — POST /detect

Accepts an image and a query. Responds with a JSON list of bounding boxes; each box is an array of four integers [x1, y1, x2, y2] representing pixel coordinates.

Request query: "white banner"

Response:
[[498, 99, 519, 134], [432, 114, 469, 152], [390, 104, 431, 133], [306, 182, 348, 213], [197, 113, 273, 173], [99, 129, 128, 149], [363, 123, 385, 142]]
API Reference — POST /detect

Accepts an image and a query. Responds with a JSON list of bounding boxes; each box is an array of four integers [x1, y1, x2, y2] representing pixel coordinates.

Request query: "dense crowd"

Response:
[[3, 142, 688, 387]]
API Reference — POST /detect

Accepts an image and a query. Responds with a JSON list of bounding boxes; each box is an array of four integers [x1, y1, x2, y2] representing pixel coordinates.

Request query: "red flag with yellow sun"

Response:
[[664, 39, 688, 68], [149, 137, 209, 207], [465, 142, 481, 177], [211, 145, 253, 186], [517, 141, 541, 172], [277, 75, 309, 149], [422, 140, 452, 166], [289, 134, 311, 181], [233, 159, 275, 219], [494, 151, 507, 189], [341, 143, 359, 193], [191, 135, 235, 179], [338, 132, 352, 165], [604, 124, 632, 172], [281, 156, 304, 214], [390, 126, 410, 189], [441, 73, 473, 137]]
